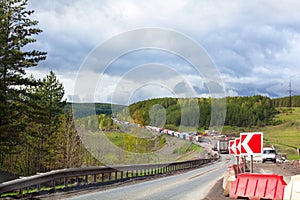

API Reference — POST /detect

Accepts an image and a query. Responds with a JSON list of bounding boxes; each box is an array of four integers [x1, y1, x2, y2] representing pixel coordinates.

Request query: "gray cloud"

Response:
[[25, 0, 300, 101], [174, 82, 190, 94]]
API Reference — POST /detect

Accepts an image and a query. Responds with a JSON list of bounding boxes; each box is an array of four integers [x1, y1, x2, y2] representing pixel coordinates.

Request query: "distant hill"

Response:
[[65, 103, 126, 118], [117, 95, 277, 129], [66, 95, 300, 126]]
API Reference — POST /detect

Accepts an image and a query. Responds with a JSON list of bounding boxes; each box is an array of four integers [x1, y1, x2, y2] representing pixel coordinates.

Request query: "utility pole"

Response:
[[289, 81, 292, 113]]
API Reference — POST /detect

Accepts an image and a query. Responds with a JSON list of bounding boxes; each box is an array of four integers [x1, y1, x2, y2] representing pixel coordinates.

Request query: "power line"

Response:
[[289, 80, 292, 111]]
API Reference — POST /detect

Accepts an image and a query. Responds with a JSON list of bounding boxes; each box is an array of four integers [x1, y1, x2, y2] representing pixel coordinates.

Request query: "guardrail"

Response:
[[0, 158, 217, 196]]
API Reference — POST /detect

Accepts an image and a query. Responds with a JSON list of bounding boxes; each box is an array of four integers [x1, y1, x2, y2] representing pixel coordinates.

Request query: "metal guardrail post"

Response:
[[109, 172, 112, 181], [120, 171, 123, 179], [93, 174, 96, 183], [85, 175, 88, 184], [37, 183, 41, 192], [115, 171, 118, 180], [52, 179, 56, 191], [64, 177, 68, 187]]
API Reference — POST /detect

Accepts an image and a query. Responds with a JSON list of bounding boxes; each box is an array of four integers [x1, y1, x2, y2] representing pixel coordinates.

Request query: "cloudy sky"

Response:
[[25, 0, 300, 104]]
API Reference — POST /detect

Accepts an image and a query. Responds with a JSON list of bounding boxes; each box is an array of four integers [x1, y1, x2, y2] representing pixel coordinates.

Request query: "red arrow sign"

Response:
[[229, 140, 235, 155], [240, 132, 263, 155], [235, 138, 241, 155]]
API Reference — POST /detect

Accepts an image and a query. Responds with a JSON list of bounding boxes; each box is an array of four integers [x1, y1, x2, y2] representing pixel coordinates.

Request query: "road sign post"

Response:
[[240, 132, 263, 173], [250, 155, 253, 173], [241, 156, 246, 173], [235, 138, 241, 175]]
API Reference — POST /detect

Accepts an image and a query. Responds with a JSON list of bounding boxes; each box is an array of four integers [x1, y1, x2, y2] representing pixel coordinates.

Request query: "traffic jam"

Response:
[[145, 126, 299, 200]]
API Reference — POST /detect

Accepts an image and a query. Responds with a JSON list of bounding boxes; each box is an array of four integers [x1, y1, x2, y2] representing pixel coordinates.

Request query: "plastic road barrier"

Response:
[[232, 162, 244, 177], [223, 165, 236, 196], [283, 175, 300, 200], [230, 173, 287, 200]]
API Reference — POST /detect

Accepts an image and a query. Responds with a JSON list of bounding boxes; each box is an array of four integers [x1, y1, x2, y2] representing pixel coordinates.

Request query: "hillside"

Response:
[[117, 96, 300, 160], [118, 96, 276, 129], [75, 115, 203, 164], [259, 107, 300, 160]]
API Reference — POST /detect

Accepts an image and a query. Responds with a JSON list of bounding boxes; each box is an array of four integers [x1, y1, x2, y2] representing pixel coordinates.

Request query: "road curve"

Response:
[[67, 156, 234, 200]]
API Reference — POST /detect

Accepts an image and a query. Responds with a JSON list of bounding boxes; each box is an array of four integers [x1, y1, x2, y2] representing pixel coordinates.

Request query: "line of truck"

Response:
[[145, 125, 231, 154]]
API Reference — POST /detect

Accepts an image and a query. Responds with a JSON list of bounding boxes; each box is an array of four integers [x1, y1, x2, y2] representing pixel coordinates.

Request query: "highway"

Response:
[[67, 156, 234, 200]]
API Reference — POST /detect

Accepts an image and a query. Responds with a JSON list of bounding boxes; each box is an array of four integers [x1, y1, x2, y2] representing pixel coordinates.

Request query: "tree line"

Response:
[[66, 103, 125, 118], [272, 95, 300, 107], [118, 95, 278, 129]]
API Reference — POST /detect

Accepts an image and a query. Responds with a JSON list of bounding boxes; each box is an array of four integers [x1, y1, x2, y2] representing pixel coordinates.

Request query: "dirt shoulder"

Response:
[[204, 160, 300, 200]]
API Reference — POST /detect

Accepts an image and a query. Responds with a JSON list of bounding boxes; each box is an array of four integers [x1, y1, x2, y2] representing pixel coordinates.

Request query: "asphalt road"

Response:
[[67, 156, 234, 200]]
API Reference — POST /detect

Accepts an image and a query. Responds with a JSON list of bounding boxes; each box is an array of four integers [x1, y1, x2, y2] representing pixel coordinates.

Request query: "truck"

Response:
[[212, 139, 229, 154]]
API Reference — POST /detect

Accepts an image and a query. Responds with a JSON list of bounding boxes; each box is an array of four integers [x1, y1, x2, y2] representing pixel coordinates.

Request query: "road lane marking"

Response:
[[189, 159, 230, 180]]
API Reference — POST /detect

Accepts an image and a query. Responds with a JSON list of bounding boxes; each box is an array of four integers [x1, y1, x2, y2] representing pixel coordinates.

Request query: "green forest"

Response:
[[118, 96, 277, 129], [66, 103, 125, 118], [119, 96, 300, 131], [272, 95, 300, 107]]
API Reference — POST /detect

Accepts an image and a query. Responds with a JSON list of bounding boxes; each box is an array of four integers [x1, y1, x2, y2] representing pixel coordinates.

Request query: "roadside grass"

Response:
[[103, 131, 165, 153], [173, 143, 203, 161], [0, 185, 68, 198], [103, 131, 202, 161], [274, 107, 300, 121], [222, 126, 247, 136], [164, 124, 201, 133]]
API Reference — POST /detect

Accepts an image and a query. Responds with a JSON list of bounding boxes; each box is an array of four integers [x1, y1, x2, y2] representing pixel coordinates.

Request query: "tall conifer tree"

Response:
[[0, 0, 46, 158]]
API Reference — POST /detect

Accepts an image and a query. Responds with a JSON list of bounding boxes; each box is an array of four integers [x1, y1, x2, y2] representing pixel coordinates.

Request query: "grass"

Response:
[[222, 126, 247, 133], [259, 107, 300, 160], [164, 124, 200, 133], [103, 131, 165, 153], [0, 185, 68, 198], [173, 143, 203, 161], [1, 192, 19, 197]]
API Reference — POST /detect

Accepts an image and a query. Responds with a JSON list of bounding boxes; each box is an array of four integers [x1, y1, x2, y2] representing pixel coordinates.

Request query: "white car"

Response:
[[262, 147, 277, 163]]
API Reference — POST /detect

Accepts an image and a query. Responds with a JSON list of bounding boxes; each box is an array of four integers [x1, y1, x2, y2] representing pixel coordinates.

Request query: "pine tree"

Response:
[[53, 112, 82, 169], [0, 0, 46, 162], [31, 70, 66, 171]]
